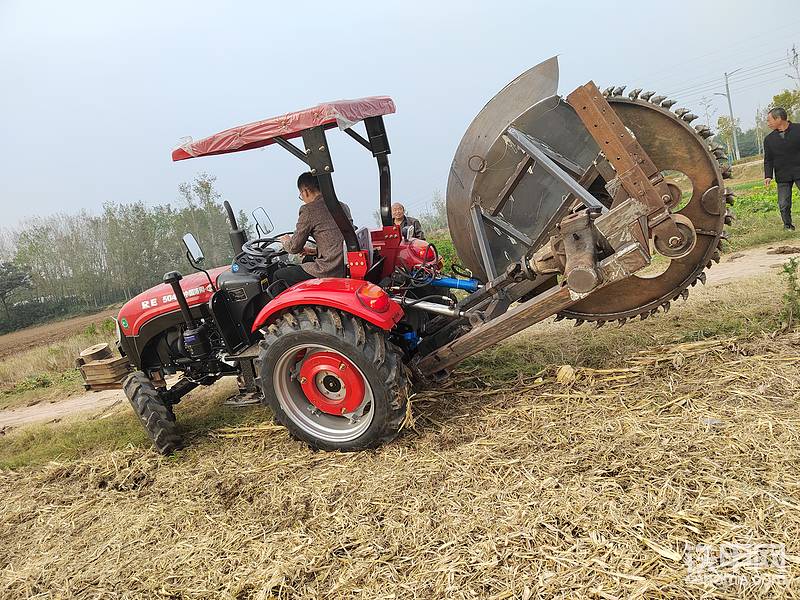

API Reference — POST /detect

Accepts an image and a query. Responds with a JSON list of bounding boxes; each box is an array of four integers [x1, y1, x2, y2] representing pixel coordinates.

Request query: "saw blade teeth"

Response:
[[682, 113, 699, 123], [725, 192, 735, 206], [554, 314, 565, 322], [617, 317, 628, 327], [681, 289, 690, 301], [706, 261, 713, 268], [574, 319, 585, 327], [603, 86, 615, 97], [640, 91, 655, 101], [712, 249, 721, 263], [595, 320, 606, 329], [724, 210, 734, 225], [650, 308, 659, 316], [661, 99, 677, 109], [674, 108, 690, 118], [722, 166, 733, 179], [628, 88, 642, 99], [662, 301, 671, 313], [700, 130, 714, 139], [712, 147, 726, 159], [612, 86, 626, 96], [640, 312, 649, 321], [651, 95, 666, 104], [697, 272, 707, 285]]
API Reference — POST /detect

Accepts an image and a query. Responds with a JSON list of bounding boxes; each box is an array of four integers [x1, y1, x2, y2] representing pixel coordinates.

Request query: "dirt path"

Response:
[[2, 242, 798, 432], [706, 242, 800, 285], [0, 389, 124, 431], [0, 307, 119, 360]]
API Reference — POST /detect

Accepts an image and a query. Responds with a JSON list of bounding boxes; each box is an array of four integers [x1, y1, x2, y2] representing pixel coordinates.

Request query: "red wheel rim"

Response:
[[297, 351, 366, 415]]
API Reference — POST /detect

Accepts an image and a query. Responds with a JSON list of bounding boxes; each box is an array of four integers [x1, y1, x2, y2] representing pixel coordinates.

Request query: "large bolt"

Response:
[[299, 376, 307, 384], [668, 235, 682, 248]]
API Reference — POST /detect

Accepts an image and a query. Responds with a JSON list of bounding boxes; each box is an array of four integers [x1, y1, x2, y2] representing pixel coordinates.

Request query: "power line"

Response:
[[661, 58, 786, 97], [662, 70, 788, 109], [730, 75, 791, 94], [680, 73, 791, 103], [665, 60, 788, 97], [636, 23, 800, 89]]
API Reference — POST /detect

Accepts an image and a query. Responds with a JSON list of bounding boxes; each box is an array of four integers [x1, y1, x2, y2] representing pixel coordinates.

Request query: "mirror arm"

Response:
[[186, 251, 217, 291]]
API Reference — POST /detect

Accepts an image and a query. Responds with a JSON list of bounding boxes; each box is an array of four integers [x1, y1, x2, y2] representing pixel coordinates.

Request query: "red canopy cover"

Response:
[[172, 96, 396, 161]]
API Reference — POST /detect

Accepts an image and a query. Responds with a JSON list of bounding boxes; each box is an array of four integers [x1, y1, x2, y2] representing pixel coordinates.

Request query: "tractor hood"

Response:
[[118, 267, 229, 337]]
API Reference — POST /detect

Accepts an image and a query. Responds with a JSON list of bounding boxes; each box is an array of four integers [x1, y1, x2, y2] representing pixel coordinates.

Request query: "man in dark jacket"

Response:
[[764, 107, 800, 230], [391, 202, 425, 239], [275, 173, 349, 286]]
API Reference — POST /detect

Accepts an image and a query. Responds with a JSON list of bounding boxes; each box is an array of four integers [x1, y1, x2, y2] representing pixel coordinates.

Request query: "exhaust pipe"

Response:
[[224, 200, 247, 255]]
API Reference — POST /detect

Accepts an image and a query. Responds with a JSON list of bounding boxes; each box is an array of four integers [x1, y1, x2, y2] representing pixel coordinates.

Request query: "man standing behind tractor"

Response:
[[764, 107, 800, 231], [391, 202, 425, 239], [276, 172, 347, 286]]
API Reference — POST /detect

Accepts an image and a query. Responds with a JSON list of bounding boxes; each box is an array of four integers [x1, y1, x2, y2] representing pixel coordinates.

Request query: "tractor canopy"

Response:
[[171, 97, 396, 161]]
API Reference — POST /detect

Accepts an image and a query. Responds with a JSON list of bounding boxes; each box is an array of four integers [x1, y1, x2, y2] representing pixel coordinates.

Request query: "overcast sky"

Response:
[[2, 0, 797, 233]]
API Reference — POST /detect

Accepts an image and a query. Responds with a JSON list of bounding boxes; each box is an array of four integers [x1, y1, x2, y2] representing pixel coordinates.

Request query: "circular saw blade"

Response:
[[559, 95, 728, 323]]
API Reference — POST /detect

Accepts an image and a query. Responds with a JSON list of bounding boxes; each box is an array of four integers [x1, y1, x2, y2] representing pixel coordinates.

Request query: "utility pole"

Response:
[[789, 44, 800, 88], [715, 70, 742, 161], [723, 71, 741, 161], [755, 106, 764, 156]]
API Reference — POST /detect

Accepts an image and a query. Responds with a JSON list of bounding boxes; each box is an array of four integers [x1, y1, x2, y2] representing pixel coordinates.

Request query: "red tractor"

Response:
[[119, 58, 730, 454]]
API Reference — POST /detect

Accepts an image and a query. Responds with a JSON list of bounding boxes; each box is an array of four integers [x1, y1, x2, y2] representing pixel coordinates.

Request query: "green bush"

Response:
[[101, 317, 117, 334], [427, 233, 459, 273]]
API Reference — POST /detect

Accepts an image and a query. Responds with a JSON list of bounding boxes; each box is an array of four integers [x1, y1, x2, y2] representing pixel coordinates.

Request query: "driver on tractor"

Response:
[[276, 172, 353, 286]]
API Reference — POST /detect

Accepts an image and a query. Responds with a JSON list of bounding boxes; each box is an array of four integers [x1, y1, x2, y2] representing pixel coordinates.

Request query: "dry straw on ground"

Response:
[[1, 276, 800, 599]]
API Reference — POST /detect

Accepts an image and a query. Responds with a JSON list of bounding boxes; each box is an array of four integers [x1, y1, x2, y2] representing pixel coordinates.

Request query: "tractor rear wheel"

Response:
[[256, 307, 409, 451], [123, 371, 183, 455]]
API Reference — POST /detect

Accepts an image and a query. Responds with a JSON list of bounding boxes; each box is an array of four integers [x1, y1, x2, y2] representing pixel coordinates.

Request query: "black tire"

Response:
[[255, 307, 409, 451], [123, 371, 183, 455]]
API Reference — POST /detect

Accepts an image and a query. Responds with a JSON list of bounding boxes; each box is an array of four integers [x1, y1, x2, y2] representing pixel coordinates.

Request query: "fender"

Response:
[[251, 278, 403, 332]]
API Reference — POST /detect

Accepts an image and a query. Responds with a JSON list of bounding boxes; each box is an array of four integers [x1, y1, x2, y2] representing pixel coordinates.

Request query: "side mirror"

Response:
[[253, 207, 274, 237], [182, 233, 205, 264], [402, 225, 415, 241]]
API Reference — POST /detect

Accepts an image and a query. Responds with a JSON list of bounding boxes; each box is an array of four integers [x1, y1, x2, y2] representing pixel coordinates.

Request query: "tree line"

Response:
[[0, 174, 249, 334]]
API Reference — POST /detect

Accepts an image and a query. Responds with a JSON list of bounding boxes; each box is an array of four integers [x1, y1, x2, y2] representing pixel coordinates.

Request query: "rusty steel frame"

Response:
[[416, 195, 652, 376], [566, 82, 685, 247]]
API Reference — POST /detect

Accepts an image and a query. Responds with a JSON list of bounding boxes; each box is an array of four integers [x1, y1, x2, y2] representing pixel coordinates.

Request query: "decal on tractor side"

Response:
[[140, 284, 214, 310]]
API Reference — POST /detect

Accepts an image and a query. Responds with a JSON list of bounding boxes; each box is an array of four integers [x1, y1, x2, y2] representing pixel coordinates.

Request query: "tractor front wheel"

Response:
[[123, 371, 183, 455], [256, 307, 409, 451]]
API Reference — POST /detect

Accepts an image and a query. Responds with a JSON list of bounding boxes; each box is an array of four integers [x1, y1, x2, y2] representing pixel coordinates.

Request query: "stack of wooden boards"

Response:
[[76, 343, 132, 391]]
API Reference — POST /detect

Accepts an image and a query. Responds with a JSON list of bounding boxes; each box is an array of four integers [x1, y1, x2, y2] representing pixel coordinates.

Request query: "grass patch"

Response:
[[463, 272, 783, 384], [725, 187, 799, 252], [0, 323, 117, 409], [0, 379, 272, 469], [0, 371, 84, 411]]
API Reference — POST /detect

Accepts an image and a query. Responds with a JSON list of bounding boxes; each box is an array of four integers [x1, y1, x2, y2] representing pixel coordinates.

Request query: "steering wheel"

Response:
[[241, 232, 293, 259]]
